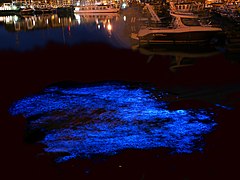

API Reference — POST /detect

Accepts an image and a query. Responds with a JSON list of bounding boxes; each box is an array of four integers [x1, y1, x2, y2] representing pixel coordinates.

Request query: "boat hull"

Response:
[[74, 6, 119, 13], [137, 30, 221, 45], [0, 9, 20, 15], [20, 8, 34, 15]]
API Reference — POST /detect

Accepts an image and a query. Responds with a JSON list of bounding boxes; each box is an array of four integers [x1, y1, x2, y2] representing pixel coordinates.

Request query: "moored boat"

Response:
[[74, 4, 119, 13], [0, 2, 21, 15], [56, 5, 74, 15], [34, 7, 55, 14], [20, 7, 34, 15], [131, 3, 222, 46]]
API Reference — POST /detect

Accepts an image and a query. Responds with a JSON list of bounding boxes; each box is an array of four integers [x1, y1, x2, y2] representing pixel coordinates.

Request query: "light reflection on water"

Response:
[[9, 82, 217, 163], [0, 13, 130, 51]]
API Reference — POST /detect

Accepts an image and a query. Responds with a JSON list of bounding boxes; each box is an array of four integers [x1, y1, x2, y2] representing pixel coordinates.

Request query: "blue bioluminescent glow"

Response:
[[9, 82, 217, 163], [215, 103, 234, 110]]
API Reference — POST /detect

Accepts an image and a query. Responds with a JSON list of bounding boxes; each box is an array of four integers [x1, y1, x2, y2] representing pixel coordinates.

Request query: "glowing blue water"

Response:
[[9, 82, 217, 163]]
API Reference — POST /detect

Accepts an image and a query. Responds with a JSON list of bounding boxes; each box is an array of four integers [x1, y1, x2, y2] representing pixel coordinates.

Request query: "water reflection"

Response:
[[224, 29, 240, 62], [132, 45, 221, 72], [1, 10, 239, 60], [9, 82, 217, 163], [0, 13, 126, 51], [1, 13, 119, 32]]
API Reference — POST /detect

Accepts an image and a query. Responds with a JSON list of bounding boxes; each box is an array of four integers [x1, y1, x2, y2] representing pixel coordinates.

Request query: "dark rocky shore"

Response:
[[0, 42, 239, 179]]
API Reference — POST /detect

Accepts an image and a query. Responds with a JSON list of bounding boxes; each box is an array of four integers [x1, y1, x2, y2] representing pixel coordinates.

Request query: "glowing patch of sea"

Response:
[[9, 83, 217, 162]]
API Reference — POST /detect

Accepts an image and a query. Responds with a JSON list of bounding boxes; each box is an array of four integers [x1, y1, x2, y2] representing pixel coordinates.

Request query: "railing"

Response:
[[145, 3, 160, 22]]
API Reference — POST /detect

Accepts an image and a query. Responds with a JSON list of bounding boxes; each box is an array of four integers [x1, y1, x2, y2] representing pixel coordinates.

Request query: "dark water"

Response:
[[1, 9, 240, 180], [0, 13, 131, 51]]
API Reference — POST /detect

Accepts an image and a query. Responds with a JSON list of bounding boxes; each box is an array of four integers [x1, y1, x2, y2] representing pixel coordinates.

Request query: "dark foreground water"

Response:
[[0, 9, 240, 180], [1, 41, 239, 180]]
